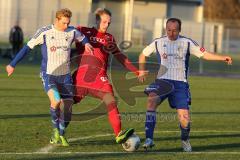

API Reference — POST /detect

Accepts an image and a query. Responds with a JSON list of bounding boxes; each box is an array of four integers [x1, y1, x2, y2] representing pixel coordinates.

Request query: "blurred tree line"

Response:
[[205, 0, 240, 26]]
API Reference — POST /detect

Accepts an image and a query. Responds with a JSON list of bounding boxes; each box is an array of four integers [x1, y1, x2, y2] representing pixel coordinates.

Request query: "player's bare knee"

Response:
[[48, 88, 61, 108], [50, 100, 61, 108], [147, 94, 159, 111], [103, 93, 116, 106], [178, 114, 190, 128]]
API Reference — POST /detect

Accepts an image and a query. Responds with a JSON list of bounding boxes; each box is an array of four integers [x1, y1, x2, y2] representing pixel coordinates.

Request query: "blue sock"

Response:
[[50, 107, 60, 129], [145, 111, 156, 139], [180, 123, 190, 141], [59, 106, 72, 136], [59, 119, 65, 136], [63, 108, 72, 129]]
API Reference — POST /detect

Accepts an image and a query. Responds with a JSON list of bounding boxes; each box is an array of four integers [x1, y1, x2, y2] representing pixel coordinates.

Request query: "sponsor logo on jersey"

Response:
[[50, 46, 70, 52], [175, 55, 183, 59], [162, 53, 183, 60], [90, 36, 106, 44], [59, 46, 70, 51]]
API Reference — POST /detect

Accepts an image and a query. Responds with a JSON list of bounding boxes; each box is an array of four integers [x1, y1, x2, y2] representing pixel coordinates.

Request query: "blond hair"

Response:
[[56, 8, 72, 19]]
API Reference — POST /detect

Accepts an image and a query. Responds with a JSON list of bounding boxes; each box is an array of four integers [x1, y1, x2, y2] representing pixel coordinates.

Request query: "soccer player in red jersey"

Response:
[[73, 8, 138, 144]]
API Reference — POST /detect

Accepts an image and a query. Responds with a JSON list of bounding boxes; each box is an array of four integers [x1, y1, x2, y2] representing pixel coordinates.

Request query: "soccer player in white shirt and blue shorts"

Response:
[[6, 8, 93, 146], [138, 18, 232, 152]]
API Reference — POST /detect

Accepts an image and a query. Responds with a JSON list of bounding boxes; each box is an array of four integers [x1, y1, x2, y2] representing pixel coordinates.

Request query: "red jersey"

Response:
[[74, 26, 138, 91], [76, 26, 120, 74]]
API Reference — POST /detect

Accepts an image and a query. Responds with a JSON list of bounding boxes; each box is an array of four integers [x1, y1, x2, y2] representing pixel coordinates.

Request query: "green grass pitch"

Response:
[[0, 65, 240, 160]]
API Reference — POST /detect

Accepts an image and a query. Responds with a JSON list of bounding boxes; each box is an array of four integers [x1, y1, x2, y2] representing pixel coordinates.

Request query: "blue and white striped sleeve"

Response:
[[10, 27, 46, 67], [9, 45, 31, 67], [27, 28, 45, 49], [142, 40, 156, 57], [74, 30, 89, 45], [189, 39, 205, 58]]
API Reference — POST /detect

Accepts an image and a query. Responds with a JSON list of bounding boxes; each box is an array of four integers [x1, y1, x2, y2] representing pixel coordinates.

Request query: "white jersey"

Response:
[[27, 25, 86, 75], [142, 35, 206, 82]]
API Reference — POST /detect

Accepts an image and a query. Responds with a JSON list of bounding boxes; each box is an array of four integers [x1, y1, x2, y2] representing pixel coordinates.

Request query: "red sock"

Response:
[[107, 102, 121, 136]]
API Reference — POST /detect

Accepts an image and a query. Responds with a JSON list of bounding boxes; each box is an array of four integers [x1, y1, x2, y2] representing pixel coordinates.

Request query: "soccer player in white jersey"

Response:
[[6, 8, 93, 146], [138, 18, 232, 152]]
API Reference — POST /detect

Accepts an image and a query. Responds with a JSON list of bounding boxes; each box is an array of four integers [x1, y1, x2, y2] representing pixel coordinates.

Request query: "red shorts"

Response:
[[72, 69, 114, 103]]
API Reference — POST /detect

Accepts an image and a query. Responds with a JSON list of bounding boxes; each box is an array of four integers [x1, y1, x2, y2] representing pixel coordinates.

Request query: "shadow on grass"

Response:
[[1, 111, 240, 120], [4, 153, 153, 160], [153, 133, 240, 142], [70, 139, 115, 146], [7, 144, 240, 160]]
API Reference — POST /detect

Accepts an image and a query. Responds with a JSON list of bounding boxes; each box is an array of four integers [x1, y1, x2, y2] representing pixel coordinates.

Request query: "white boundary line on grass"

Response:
[[1, 151, 240, 155], [37, 130, 240, 153], [37, 133, 113, 153]]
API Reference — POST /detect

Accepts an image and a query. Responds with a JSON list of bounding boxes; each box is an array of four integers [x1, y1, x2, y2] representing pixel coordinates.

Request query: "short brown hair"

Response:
[[95, 8, 111, 22], [56, 8, 72, 19], [166, 18, 182, 31]]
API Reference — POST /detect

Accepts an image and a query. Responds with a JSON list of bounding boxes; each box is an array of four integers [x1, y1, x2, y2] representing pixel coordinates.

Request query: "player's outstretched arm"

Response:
[[202, 52, 232, 65], [114, 51, 139, 77], [6, 45, 31, 76]]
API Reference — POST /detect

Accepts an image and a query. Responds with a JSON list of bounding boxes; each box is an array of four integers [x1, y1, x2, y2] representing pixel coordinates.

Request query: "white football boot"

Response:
[[181, 139, 192, 152], [143, 138, 155, 150]]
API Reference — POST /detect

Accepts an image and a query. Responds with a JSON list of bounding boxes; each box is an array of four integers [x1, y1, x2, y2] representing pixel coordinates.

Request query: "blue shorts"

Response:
[[40, 72, 73, 99], [144, 79, 191, 110]]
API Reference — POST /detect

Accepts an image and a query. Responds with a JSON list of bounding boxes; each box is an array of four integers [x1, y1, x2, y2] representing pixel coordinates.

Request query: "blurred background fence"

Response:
[[0, 0, 239, 75]]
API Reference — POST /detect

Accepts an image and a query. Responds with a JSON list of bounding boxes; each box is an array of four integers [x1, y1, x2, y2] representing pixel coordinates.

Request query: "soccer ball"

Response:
[[122, 134, 141, 152]]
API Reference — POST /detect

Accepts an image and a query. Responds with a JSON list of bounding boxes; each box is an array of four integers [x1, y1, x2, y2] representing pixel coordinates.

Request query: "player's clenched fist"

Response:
[[6, 65, 15, 76], [224, 56, 232, 65], [138, 70, 148, 83]]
